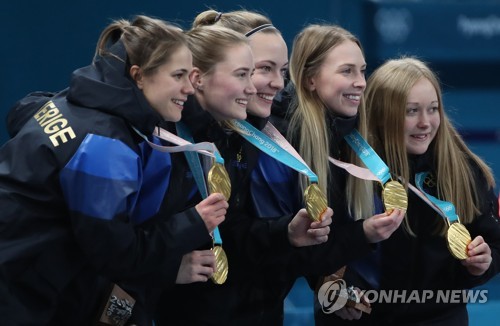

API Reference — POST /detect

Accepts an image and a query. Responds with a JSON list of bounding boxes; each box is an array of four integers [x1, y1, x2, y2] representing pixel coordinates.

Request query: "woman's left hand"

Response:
[[461, 235, 492, 276]]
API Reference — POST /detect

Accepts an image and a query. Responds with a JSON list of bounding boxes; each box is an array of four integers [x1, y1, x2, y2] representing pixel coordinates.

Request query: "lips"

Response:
[[236, 99, 248, 107], [257, 93, 275, 102], [172, 99, 186, 107], [344, 94, 361, 101], [410, 133, 430, 140]]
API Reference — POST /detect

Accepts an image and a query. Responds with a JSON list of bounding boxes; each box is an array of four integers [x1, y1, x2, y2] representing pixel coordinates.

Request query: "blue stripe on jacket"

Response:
[[250, 152, 301, 218], [60, 134, 171, 224]]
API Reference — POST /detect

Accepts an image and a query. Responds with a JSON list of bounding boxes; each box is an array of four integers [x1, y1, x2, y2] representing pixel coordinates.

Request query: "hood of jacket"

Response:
[[66, 40, 163, 135]]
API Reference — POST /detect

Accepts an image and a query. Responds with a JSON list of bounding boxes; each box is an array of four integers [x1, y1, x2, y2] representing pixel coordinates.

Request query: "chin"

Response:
[[333, 106, 358, 118], [234, 111, 247, 120], [247, 108, 269, 118], [407, 147, 429, 155], [167, 114, 182, 123]]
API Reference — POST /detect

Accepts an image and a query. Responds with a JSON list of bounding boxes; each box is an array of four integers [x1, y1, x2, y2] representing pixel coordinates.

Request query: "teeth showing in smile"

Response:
[[236, 99, 248, 106], [412, 134, 428, 140], [172, 99, 185, 106], [345, 94, 361, 101], [257, 94, 274, 101]]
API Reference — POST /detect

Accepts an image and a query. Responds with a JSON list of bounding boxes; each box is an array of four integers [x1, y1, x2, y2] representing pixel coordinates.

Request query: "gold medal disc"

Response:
[[447, 222, 471, 260], [207, 163, 231, 200], [382, 180, 408, 213], [210, 245, 229, 284], [304, 183, 328, 222]]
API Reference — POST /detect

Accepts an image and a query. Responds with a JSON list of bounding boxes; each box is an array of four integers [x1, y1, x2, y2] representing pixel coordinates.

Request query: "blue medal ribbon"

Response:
[[415, 172, 458, 223], [344, 130, 391, 184], [176, 122, 223, 245], [233, 119, 318, 183]]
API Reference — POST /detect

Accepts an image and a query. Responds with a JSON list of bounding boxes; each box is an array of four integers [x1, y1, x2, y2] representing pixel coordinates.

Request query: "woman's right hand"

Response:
[[195, 193, 228, 233], [175, 250, 216, 284], [362, 209, 405, 243], [288, 208, 333, 247]]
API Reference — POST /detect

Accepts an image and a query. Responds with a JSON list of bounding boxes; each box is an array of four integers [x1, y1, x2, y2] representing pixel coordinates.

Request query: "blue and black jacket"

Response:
[[0, 40, 209, 325]]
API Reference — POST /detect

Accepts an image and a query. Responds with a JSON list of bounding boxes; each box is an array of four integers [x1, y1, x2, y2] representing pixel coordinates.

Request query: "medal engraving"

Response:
[[211, 245, 229, 284], [304, 183, 328, 222], [382, 180, 408, 213], [447, 222, 471, 260], [207, 163, 231, 200]]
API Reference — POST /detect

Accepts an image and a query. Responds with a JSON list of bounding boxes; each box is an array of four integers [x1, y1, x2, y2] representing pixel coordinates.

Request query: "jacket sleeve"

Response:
[[456, 186, 500, 288], [59, 134, 211, 287], [255, 219, 373, 282]]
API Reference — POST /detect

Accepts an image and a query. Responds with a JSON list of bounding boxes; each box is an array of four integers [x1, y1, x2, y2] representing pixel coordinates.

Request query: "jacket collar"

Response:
[[180, 95, 269, 142], [327, 110, 359, 139], [66, 40, 163, 135]]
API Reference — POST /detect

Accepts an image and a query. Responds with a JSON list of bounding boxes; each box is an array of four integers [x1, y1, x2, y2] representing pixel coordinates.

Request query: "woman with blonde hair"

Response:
[[323, 57, 500, 325], [269, 24, 407, 323], [148, 15, 333, 324]]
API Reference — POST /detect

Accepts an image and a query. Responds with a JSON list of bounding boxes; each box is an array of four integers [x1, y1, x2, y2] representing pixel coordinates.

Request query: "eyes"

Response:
[[340, 66, 366, 77], [237, 70, 253, 78], [255, 64, 289, 78], [172, 71, 188, 80], [406, 106, 439, 115]]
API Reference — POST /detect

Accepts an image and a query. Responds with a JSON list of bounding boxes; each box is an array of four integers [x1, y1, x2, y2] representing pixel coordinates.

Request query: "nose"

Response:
[[245, 80, 257, 96], [353, 74, 366, 90], [269, 71, 285, 90], [183, 78, 195, 95], [417, 111, 430, 128]]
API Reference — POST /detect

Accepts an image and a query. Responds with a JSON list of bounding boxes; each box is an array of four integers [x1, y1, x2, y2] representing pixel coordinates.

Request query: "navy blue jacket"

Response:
[[0, 40, 210, 325]]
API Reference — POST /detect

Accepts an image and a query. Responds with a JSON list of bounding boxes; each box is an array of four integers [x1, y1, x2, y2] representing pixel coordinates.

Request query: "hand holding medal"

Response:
[[207, 160, 230, 284], [415, 172, 471, 260], [175, 122, 230, 284]]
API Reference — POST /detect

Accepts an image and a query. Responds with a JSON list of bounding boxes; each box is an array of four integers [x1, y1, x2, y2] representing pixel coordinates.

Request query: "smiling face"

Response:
[[193, 44, 256, 121], [247, 32, 288, 118], [404, 77, 441, 155], [134, 45, 194, 122], [309, 40, 366, 118]]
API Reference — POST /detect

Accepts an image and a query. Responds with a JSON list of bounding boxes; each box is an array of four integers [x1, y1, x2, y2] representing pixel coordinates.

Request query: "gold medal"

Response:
[[207, 163, 231, 200], [382, 180, 408, 213], [447, 222, 471, 260], [207, 163, 230, 284], [210, 245, 229, 284], [304, 183, 328, 222]]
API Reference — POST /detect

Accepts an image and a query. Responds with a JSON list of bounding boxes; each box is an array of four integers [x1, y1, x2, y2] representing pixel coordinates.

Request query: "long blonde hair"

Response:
[[365, 57, 495, 233], [288, 24, 374, 220]]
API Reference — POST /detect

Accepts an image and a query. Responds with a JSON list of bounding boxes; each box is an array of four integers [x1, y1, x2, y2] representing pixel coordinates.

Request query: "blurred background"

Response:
[[2, 0, 499, 324]]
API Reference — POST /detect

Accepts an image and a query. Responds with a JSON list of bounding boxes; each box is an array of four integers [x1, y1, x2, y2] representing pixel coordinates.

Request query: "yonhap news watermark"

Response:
[[317, 279, 489, 314]]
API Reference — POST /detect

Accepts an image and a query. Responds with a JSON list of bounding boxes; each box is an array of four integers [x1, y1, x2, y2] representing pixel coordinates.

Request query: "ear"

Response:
[[189, 67, 203, 91], [129, 65, 144, 89], [307, 76, 316, 91]]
